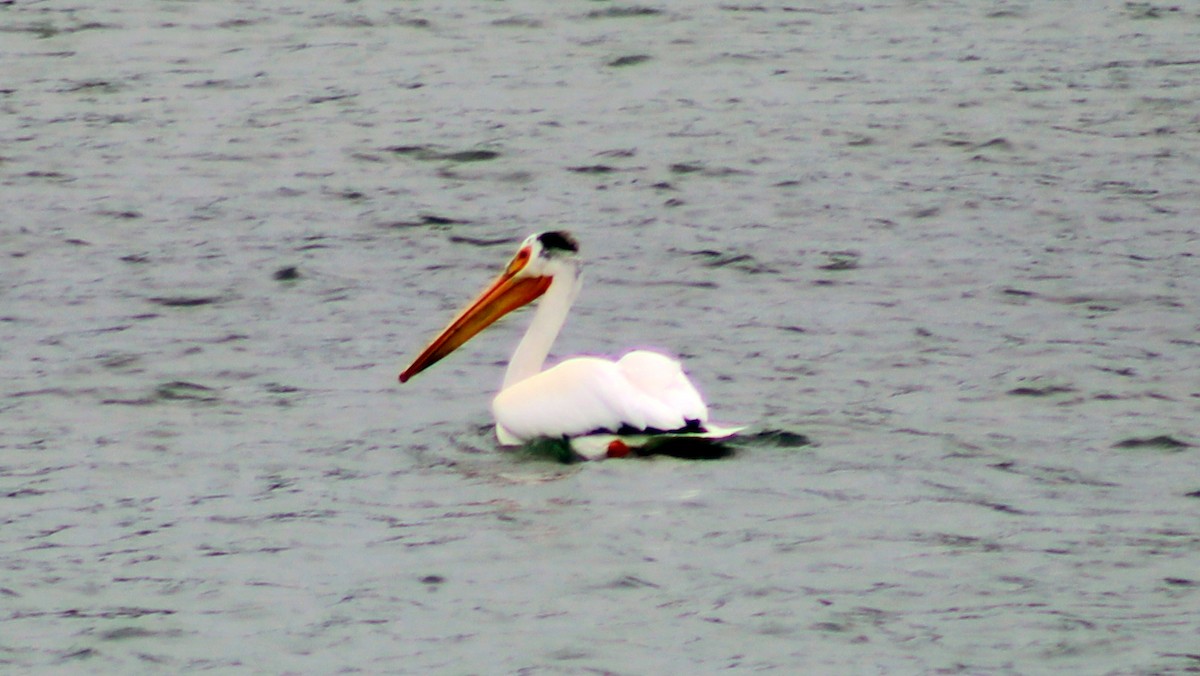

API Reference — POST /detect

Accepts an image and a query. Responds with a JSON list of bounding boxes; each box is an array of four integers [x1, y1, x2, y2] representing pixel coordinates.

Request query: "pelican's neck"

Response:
[[502, 264, 581, 391]]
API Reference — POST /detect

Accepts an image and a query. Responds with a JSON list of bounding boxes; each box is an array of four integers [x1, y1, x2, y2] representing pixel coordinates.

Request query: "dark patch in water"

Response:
[[491, 16, 543, 28], [99, 355, 139, 369], [818, 251, 861, 271], [384, 214, 471, 228], [422, 216, 468, 225], [155, 381, 219, 402], [265, 510, 335, 522], [393, 16, 432, 29], [58, 79, 120, 93], [669, 162, 748, 177], [23, 170, 73, 182], [685, 249, 778, 274], [382, 145, 431, 156], [273, 266, 300, 281], [1160, 652, 1200, 666], [97, 209, 142, 219], [981, 501, 1027, 515], [148, 296, 221, 308], [608, 54, 652, 68], [974, 137, 1014, 151], [738, 429, 813, 448], [308, 91, 355, 105], [586, 6, 663, 18], [98, 627, 161, 641], [600, 575, 661, 589], [450, 235, 517, 247], [989, 461, 1118, 487], [58, 648, 98, 662], [383, 146, 499, 162], [1008, 385, 1075, 396], [442, 150, 500, 162], [6, 487, 49, 498], [58, 607, 176, 620], [639, 279, 719, 288], [1113, 435, 1191, 451], [926, 533, 1004, 552], [567, 164, 619, 174]]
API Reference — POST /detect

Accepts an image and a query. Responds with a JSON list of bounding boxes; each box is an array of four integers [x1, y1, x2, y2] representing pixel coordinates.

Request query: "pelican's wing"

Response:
[[492, 351, 709, 444], [615, 350, 708, 424]]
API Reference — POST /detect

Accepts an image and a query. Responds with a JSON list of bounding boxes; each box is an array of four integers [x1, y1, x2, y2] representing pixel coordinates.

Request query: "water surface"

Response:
[[3, 1, 1199, 672]]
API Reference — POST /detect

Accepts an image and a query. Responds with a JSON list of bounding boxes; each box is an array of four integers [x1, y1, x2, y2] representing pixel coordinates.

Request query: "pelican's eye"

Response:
[[506, 246, 533, 276]]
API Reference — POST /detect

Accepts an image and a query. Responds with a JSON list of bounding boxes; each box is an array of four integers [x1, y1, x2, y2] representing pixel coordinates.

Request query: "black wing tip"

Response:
[[639, 437, 734, 460], [538, 231, 579, 253], [593, 419, 708, 436]]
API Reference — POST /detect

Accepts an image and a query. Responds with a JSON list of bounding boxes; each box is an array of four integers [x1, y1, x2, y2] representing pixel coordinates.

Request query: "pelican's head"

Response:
[[504, 230, 579, 278], [399, 231, 579, 383]]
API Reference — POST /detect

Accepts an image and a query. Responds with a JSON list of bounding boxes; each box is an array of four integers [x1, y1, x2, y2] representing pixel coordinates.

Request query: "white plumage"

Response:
[[492, 351, 708, 443]]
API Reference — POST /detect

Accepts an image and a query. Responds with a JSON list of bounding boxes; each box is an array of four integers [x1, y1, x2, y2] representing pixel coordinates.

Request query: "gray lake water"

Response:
[[3, 1, 1199, 673]]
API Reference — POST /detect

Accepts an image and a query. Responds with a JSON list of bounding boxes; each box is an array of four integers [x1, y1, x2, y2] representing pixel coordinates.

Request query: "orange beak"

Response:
[[399, 249, 551, 383]]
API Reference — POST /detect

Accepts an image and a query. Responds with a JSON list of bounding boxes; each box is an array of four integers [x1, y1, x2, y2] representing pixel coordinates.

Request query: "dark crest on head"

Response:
[[538, 231, 579, 254]]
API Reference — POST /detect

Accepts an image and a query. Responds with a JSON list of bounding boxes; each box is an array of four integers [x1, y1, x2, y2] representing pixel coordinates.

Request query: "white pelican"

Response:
[[399, 231, 740, 460]]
